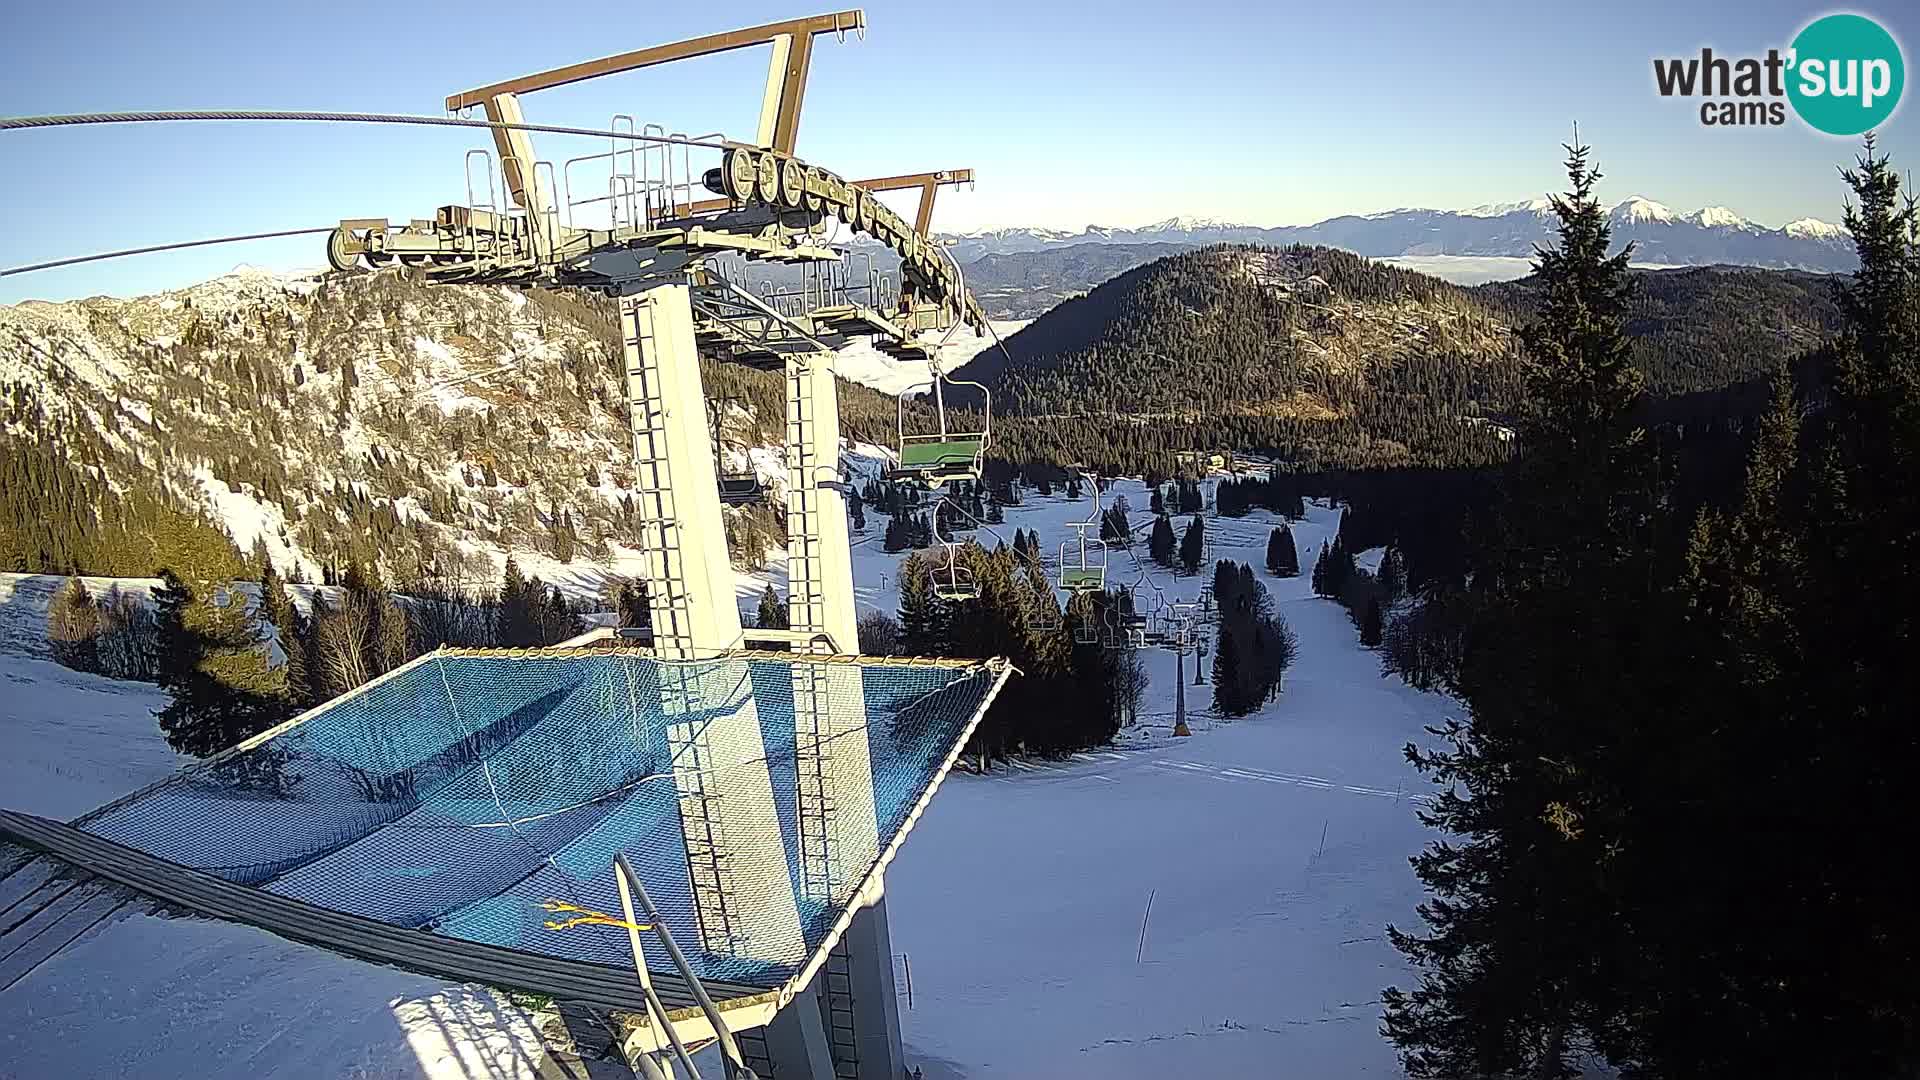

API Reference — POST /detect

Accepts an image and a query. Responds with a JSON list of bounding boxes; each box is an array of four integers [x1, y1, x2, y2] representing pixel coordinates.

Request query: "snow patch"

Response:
[[1610, 196, 1678, 225], [1785, 217, 1847, 240], [1459, 197, 1554, 218], [1688, 206, 1754, 229]]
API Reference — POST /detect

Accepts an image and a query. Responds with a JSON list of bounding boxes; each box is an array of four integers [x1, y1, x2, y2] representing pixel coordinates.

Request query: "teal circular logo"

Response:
[[1787, 14, 1904, 135]]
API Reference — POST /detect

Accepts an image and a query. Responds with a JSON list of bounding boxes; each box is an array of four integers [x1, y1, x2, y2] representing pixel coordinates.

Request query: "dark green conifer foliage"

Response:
[[1385, 140, 1659, 1079], [755, 583, 788, 630], [1360, 596, 1383, 648], [1149, 515, 1176, 566], [1178, 517, 1205, 573]]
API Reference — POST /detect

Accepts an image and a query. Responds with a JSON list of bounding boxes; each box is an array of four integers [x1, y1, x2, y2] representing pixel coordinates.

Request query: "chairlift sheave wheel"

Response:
[[724, 149, 757, 202], [780, 158, 807, 209], [803, 166, 825, 212], [754, 153, 781, 204], [326, 227, 362, 273]]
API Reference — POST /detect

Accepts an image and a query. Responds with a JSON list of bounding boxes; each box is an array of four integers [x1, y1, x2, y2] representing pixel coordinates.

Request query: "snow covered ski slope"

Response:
[[885, 494, 1451, 1077], [0, 485, 1451, 1077]]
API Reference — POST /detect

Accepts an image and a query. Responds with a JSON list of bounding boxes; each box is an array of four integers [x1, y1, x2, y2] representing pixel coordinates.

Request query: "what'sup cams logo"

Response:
[[1654, 13, 1904, 134]]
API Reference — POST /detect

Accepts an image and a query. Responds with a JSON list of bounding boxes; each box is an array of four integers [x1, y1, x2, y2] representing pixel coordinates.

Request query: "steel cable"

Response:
[[0, 109, 730, 148]]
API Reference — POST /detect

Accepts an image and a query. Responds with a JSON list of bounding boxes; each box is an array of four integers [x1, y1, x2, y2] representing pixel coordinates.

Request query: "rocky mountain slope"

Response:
[[0, 267, 906, 587]]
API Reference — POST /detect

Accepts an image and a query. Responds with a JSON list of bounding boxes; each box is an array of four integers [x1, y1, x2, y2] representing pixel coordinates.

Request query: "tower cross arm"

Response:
[[444, 10, 867, 111]]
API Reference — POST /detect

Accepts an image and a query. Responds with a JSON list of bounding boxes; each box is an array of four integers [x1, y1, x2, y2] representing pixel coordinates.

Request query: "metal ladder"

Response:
[[792, 661, 839, 905], [665, 690, 745, 959], [622, 293, 696, 659], [786, 355, 829, 636], [818, 939, 861, 1079]]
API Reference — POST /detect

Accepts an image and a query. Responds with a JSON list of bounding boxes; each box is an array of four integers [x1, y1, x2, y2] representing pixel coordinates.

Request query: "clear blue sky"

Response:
[[1, 0, 1912, 303]]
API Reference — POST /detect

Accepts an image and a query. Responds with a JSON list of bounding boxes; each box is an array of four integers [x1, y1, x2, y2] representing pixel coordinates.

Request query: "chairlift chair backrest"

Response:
[[893, 366, 992, 489], [1058, 533, 1109, 594], [933, 561, 978, 602]]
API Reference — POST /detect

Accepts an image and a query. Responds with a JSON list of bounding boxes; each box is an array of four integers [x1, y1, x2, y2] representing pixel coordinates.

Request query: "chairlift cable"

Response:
[[0, 110, 730, 149]]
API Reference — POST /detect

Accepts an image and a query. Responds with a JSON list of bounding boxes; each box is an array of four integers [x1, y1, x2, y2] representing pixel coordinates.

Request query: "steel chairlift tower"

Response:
[[324, 12, 992, 1078]]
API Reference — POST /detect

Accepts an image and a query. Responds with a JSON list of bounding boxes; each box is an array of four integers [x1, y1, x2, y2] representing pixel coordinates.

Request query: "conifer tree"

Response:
[[1211, 624, 1242, 714], [1149, 515, 1176, 566], [1385, 139, 1657, 1079], [47, 576, 100, 673], [615, 580, 651, 629], [1311, 541, 1331, 595], [1378, 545, 1404, 603], [897, 553, 945, 656], [152, 569, 280, 757], [755, 583, 788, 629], [1602, 140, 1920, 1077], [497, 556, 537, 646], [1266, 525, 1300, 577], [1179, 517, 1205, 573], [1360, 596, 1384, 647], [258, 560, 307, 709]]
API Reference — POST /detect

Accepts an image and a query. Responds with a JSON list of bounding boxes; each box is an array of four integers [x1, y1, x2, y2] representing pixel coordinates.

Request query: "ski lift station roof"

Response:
[[0, 647, 1011, 1040]]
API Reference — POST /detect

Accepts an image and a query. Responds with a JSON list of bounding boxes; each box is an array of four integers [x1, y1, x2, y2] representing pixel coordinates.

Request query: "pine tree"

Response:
[[497, 556, 537, 646], [1597, 140, 1920, 1078], [615, 580, 651, 629], [1378, 545, 1404, 602], [1148, 515, 1176, 566], [897, 553, 945, 656], [1385, 139, 1657, 1079], [1360, 596, 1383, 648], [1311, 541, 1331, 595], [46, 576, 100, 673], [258, 560, 307, 709], [755, 583, 788, 629], [1179, 517, 1205, 573], [1211, 624, 1242, 714], [151, 569, 281, 757], [1265, 525, 1300, 577]]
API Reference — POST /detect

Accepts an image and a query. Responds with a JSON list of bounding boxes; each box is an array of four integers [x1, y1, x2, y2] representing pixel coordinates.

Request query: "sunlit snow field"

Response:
[[0, 481, 1454, 1077]]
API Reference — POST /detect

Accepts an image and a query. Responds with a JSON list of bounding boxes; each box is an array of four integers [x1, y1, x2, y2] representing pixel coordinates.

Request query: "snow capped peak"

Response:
[[1611, 196, 1678, 225], [1784, 217, 1848, 241], [1688, 206, 1753, 229], [1459, 198, 1554, 218], [1129, 215, 1252, 234]]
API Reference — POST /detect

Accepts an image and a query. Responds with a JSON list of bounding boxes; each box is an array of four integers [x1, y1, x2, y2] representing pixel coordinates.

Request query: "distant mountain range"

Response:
[[930, 200, 1855, 273]]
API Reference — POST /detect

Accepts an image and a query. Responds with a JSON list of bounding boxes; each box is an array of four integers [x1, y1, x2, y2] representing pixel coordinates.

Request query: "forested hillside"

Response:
[[947, 245, 1841, 475], [1486, 263, 1843, 394], [0, 268, 916, 584]]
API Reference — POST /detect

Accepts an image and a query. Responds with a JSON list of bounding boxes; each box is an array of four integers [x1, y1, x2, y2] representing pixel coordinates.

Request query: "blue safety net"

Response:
[[77, 651, 1002, 988]]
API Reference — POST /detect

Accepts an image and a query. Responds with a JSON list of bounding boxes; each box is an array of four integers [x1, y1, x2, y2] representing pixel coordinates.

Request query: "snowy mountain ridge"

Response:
[[931, 198, 1853, 272]]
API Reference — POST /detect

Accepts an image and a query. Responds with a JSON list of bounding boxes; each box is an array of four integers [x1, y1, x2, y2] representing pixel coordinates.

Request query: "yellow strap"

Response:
[[540, 899, 653, 933]]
